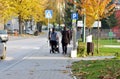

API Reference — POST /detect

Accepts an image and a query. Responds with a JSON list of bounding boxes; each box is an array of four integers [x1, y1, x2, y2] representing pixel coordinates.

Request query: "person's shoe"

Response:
[[65, 52, 67, 55], [58, 50, 60, 53], [52, 50, 55, 53]]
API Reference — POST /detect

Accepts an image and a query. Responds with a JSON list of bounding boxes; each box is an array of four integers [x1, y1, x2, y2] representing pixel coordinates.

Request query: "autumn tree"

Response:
[[0, 0, 16, 25], [0, 0, 47, 34], [64, 0, 74, 28], [45, 0, 66, 29], [12, 0, 47, 34], [45, 0, 58, 27], [54, 0, 66, 28], [102, 12, 117, 29], [76, 0, 116, 53]]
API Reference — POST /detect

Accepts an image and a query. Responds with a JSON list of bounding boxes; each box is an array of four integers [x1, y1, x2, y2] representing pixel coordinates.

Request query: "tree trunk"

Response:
[[18, 15, 22, 34], [22, 22, 25, 34], [4, 19, 7, 30], [37, 22, 42, 32], [30, 19, 32, 30], [97, 21, 100, 54]]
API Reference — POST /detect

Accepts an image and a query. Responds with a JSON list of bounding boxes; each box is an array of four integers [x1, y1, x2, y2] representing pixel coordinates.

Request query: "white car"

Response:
[[0, 30, 8, 42], [26, 29, 34, 35], [0, 41, 6, 60]]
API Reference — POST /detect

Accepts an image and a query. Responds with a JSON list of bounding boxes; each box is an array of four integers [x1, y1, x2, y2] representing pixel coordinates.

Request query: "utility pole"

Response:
[[71, 0, 77, 58], [82, 9, 86, 42], [72, 0, 77, 50]]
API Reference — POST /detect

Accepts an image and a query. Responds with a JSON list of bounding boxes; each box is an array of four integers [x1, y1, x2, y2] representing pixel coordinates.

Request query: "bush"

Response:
[[77, 41, 86, 57], [114, 52, 120, 59]]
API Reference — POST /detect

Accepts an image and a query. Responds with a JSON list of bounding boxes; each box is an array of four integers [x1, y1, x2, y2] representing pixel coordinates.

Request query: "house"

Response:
[[112, 26, 120, 38], [111, 1, 120, 38]]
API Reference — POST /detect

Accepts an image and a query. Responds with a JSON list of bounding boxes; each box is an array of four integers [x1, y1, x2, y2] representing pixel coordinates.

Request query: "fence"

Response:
[[77, 29, 120, 40]]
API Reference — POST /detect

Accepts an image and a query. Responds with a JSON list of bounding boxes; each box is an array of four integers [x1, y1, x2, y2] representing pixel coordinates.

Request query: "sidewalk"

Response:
[[103, 45, 120, 48]]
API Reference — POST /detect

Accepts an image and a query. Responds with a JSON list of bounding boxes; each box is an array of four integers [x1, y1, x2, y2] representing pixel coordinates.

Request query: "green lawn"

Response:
[[93, 39, 120, 45], [93, 47, 120, 56], [73, 39, 120, 79], [72, 59, 120, 79], [91, 39, 120, 56]]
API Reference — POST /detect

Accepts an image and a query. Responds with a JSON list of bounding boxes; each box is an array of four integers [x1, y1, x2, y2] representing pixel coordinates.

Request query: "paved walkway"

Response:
[[103, 45, 120, 48]]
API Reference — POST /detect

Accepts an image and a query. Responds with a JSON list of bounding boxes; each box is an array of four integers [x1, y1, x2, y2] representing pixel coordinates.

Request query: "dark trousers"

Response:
[[50, 40, 57, 53], [62, 43, 68, 54]]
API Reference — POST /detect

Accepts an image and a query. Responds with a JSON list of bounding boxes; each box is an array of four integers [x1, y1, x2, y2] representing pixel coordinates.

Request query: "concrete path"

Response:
[[103, 45, 120, 48]]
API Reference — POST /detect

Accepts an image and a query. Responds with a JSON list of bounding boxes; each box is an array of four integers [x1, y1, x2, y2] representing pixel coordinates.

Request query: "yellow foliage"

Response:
[[77, 0, 116, 28], [0, 0, 16, 22], [46, 0, 65, 24], [0, 0, 47, 23], [86, 16, 95, 28]]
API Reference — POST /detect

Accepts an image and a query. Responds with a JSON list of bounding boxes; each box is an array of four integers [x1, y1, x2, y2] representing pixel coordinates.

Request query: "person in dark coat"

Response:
[[61, 26, 70, 54]]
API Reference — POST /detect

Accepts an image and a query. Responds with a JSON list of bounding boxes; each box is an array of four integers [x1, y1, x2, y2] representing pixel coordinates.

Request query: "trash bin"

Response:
[[86, 35, 92, 42], [87, 42, 94, 55], [86, 35, 94, 55], [34, 31, 38, 36]]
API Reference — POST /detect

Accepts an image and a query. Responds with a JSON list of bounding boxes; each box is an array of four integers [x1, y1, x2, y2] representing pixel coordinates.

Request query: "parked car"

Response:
[[0, 30, 8, 42], [7, 30, 15, 34], [0, 38, 6, 60], [26, 29, 34, 35]]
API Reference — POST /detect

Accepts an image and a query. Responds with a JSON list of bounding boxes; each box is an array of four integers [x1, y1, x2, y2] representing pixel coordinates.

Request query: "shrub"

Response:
[[77, 41, 86, 57], [114, 52, 120, 59]]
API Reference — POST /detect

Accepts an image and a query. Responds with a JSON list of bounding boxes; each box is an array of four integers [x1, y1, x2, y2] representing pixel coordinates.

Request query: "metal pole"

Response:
[[72, 0, 77, 50], [48, 18, 49, 31], [70, 0, 77, 58], [82, 9, 86, 42], [47, 18, 50, 46]]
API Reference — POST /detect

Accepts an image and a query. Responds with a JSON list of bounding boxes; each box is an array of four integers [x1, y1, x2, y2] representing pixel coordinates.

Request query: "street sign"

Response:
[[109, 32, 113, 37], [71, 13, 78, 19], [77, 21, 101, 27], [45, 10, 53, 19]]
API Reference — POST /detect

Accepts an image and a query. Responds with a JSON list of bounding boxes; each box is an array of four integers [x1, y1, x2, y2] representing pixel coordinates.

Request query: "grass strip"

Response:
[[72, 59, 120, 79]]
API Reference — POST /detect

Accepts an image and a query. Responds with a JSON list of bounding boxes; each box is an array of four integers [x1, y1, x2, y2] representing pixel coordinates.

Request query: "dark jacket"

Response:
[[61, 30, 70, 44]]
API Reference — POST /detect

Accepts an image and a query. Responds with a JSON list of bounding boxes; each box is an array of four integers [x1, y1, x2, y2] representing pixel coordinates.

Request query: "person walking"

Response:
[[49, 28, 58, 53], [61, 26, 70, 54]]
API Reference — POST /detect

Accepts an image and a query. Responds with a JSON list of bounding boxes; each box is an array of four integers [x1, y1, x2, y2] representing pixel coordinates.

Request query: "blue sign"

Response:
[[71, 13, 78, 19], [45, 10, 53, 19]]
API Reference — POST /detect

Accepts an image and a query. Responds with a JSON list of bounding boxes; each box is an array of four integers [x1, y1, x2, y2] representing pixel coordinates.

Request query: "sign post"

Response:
[[45, 10, 53, 46], [108, 31, 113, 44], [71, 12, 78, 58], [71, 13, 78, 50], [45, 10, 53, 30]]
